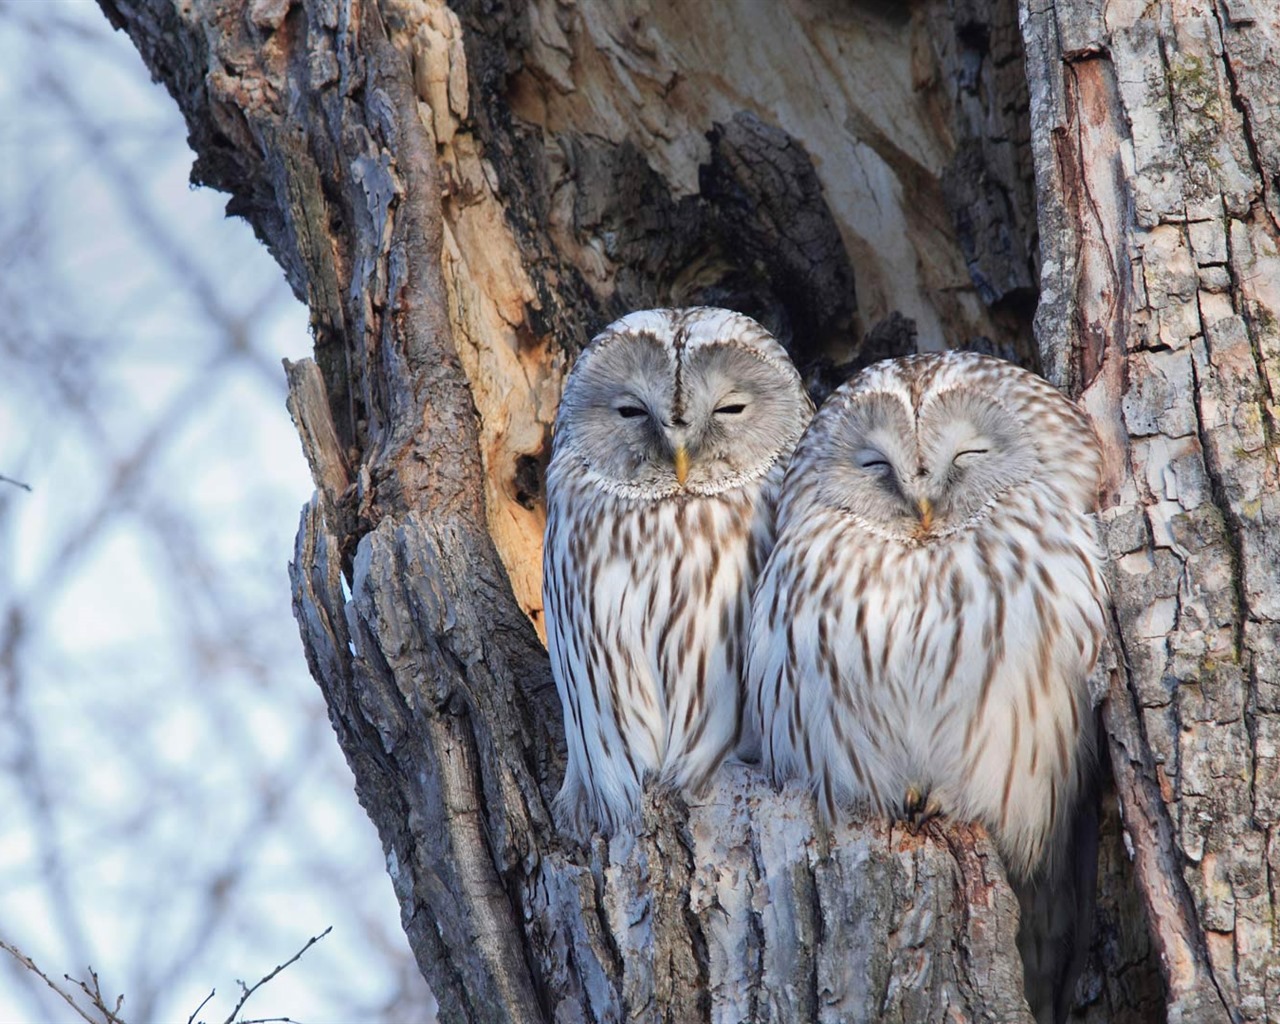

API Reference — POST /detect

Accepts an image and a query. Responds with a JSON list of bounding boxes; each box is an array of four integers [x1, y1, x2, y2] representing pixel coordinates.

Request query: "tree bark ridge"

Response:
[[1022, 2, 1280, 1020]]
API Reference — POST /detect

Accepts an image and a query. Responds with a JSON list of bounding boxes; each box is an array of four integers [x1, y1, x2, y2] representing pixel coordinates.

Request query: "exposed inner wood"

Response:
[[399, 0, 1040, 635]]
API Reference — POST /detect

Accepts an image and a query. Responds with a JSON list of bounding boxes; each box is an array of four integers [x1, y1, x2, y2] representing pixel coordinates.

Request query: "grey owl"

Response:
[[747, 350, 1108, 882], [543, 307, 813, 836]]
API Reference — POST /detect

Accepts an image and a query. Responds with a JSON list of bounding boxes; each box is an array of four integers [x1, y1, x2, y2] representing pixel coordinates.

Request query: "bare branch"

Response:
[[236, 1017, 303, 1023], [0, 940, 117, 1024], [220, 927, 332, 1024], [0, 473, 31, 491], [187, 989, 216, 1024], [65, 966, 128, 1024]]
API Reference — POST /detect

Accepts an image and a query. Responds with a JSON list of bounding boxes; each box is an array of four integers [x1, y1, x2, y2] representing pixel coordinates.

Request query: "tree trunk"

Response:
[[97, 0, 1277, 1021], [1023, 4, 1279, 1022]]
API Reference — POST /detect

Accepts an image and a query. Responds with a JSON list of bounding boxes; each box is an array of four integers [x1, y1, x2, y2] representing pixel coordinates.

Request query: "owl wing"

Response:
[[748, 507, 911, 819], [747, 510, 847, 807], [744, 539, 798, 779], [544, 495, 662, 836]]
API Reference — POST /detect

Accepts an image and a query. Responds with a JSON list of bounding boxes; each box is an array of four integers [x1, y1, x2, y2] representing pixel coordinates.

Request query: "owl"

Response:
[[747, 350, 1108, 881], [543, 307, 813, 837]]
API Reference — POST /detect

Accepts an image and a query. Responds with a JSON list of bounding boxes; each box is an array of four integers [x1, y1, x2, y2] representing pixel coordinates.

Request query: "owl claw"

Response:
[[902, 785, 942, 831]]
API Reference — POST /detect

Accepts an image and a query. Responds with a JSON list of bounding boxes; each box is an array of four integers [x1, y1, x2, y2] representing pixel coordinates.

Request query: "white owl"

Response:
[[748, 351, 1108, 881], [543, 307, 813, 836]]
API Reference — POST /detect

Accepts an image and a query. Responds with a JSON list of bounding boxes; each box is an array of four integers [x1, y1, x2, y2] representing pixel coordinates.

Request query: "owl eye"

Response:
[[855, 449, 892, 473], [714, 403, 747, 415], [953, 447, 990, 465], [616, 405, 647, 419]]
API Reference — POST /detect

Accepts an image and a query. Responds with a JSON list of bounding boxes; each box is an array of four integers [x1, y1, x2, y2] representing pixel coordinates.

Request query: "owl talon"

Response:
[[902, 785, 941, 831], [921, 795, 943, 825]]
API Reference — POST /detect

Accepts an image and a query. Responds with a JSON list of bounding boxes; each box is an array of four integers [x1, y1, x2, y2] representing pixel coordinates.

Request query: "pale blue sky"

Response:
[[0, 3, 432, 1020]]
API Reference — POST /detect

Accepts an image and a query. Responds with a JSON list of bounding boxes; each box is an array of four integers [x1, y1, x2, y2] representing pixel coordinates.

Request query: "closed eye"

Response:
[[714, 403, 746, 415], [616, 405, 647, 419], [855, 449, 892, 472], [953, 447, 990, 464]]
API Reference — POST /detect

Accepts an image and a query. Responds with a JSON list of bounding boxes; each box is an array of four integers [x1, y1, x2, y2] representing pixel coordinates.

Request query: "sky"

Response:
[[0, 2, 433, 1021]]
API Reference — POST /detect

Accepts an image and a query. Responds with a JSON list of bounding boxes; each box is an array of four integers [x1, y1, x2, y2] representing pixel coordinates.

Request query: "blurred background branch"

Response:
[[0, 4, 433, 1021]]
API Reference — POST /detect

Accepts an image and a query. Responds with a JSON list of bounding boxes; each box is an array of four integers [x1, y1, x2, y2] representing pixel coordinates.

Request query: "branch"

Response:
[[65, 967, 127, 1024], [0, 940, 122, 1024], [0, 473, 32, 492], [219, 927, 331, 1024], [236, 1018, 303, 1023], [186, 989, 215, 1024]]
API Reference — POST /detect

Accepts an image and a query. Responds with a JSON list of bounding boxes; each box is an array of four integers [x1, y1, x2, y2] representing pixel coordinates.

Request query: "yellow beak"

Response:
[[916, 497, 933, 531], [674, 445, 690, 487]]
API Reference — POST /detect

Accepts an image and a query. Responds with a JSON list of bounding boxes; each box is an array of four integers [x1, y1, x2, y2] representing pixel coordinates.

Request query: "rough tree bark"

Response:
[[1024, 4, 1279, 1021], [97, 0, 1276, 1021]]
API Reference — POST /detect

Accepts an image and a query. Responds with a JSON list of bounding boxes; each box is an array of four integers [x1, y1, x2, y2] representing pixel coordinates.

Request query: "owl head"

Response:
[[787, 351, 1101, 541], [551, 308, 813, 500]]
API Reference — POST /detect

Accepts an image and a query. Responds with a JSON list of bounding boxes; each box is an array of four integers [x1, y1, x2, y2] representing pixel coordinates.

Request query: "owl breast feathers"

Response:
[[543, 307, 813, 837], [747, 351, 1108, 880]]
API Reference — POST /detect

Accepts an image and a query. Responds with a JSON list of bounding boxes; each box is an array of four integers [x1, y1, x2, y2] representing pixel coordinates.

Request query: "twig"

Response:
[[65, 966, 127, 1024], [0, 473, 32, 492], [238, 1018, 301, 1023], [187, 989, 216, 1024], [0, 940, 106, 1024], [220, 927, 331, 1024]]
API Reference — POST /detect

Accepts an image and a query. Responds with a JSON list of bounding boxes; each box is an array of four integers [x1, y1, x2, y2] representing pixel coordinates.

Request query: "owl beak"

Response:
[[674, 445, 690, 487], [915, 497, 934, 531]]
